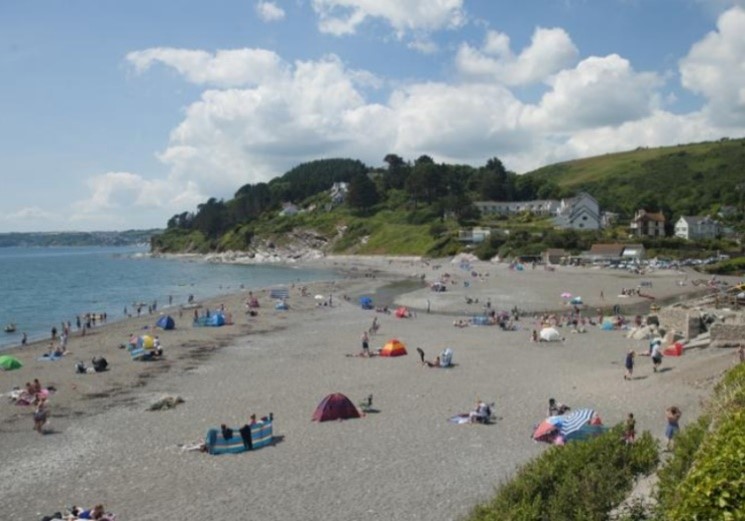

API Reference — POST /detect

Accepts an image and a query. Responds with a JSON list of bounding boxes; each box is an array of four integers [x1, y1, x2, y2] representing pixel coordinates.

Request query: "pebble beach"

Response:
[[1, 256, 740, 521]]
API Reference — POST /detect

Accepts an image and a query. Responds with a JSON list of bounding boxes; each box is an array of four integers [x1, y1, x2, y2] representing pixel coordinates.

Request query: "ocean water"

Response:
[[0, 246, 335, 350]]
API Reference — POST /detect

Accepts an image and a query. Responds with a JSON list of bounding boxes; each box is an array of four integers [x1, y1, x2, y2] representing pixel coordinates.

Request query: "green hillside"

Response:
[[525, 138, 745, 217], [153, 140, 744, 260]]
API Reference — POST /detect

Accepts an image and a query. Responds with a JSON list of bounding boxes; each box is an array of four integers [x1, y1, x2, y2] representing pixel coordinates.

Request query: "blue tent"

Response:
[[207, 313, 226, 326], [156, 315, 175, 330], [359, 296, 373, 309]]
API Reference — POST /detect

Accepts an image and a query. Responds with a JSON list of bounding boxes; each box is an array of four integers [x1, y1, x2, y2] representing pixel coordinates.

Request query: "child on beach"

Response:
[[33, 398, 48, 433], [624, 350, 635, 380]]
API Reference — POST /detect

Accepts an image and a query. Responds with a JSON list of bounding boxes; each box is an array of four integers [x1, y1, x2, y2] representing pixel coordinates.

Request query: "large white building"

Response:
[[473, 199, 559, 216], [474, 192, 601, 230]]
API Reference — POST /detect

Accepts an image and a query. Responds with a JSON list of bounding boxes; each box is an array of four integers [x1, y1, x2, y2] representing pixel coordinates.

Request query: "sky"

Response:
[[1, 0, 745, 232]]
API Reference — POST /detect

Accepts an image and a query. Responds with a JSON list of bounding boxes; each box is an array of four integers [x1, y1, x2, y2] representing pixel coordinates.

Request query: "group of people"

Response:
[[624, 339, 664, 380]]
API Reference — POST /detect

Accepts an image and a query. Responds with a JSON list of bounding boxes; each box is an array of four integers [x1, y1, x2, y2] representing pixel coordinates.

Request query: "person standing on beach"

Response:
[[361, 331, 370, 357], [651, 341, 663, 372], [33, 398, 48, 433], [624, 350, 635, 380], [21, 332, 27, 346], [665, 406, 682, 451]]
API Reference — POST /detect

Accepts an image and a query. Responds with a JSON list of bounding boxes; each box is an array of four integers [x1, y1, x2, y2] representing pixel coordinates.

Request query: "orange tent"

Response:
[[380, 338, 407, 357]]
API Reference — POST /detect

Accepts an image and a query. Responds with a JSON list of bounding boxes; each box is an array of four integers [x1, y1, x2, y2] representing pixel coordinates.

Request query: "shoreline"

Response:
[[2, 255, 742, 521]]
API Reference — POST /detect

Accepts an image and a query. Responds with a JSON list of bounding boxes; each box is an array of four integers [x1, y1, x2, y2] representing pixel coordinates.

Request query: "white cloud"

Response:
[[126, 48, 288, 88], [522, 54, 663, 131], [4, 206, 56, 222], [679, 6, 745, 125], [255, 1, 285, 22], [311, 0, 466, 37], [456, 27, 579, 85], [78, 7, 745, 231]]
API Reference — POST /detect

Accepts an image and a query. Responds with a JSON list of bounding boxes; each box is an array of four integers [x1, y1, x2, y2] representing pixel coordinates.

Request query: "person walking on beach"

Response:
[[624, 349, 635, 380], [21, 332, 27, 346], [361, 331, 370, 357], [651, 341, 663, 373], [665, 406, 682, 451]]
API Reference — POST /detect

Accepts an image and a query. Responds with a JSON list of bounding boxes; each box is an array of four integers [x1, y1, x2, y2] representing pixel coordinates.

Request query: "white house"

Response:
[[674, 216, 721, 240], [329, 182, 349, 205], [553, 192, 601, 230]]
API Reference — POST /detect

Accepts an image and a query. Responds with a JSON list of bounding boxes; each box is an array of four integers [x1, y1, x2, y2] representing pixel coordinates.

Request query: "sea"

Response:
[[0, 246, 336, 350]]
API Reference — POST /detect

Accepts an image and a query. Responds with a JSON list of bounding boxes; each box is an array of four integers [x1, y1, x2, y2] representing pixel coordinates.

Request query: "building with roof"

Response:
[[630, 209, 666, 237], [674, 216, 722, 240], [553, 192, 601, 230], [582, 243, 646, 264]]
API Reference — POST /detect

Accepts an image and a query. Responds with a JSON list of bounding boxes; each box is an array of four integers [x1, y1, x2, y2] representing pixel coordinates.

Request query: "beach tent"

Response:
[[380, 339, 407, 357], [270, 287, 290, 300], [208, 313, 226, 326], [440, 348, 453, 367], [394, 307, 410, 318], [359, 296, 374, 310], [312, 393, 361, 422], [601, 319, 615, 331], [539, 327, 562, 342], [155, 315, 175, 330], [0, 354, 22, 371]]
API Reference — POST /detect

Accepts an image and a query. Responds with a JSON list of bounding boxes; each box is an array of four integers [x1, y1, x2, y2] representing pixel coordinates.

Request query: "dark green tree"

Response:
[[347, 173, 379, 211]]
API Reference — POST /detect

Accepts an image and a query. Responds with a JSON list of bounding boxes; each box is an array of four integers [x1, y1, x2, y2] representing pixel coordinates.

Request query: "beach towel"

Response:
[[37, 354, 63, 362], [448, 414, 470, 424]]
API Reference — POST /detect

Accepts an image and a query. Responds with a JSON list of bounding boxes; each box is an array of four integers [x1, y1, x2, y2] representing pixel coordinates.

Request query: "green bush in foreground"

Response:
[[665, 410, 745, 521], [467, 426, 659, 521], [654, 362, 745, 521]]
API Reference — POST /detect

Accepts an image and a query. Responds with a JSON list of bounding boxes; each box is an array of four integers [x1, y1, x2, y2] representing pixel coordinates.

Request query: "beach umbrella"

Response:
[[532, 417, 561, 442], [559, 408, 605, 441], [0, 355, 22, 371]]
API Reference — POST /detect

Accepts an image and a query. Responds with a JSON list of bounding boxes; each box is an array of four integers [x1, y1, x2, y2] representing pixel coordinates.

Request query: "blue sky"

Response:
[[1, 0, 744, 232]]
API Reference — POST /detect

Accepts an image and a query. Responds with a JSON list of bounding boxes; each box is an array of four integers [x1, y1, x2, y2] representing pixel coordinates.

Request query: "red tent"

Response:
[[312, 393, 361, 422]]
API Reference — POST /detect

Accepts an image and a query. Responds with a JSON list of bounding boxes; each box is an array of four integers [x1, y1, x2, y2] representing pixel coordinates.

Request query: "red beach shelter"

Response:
[[312, 393, 361, 422]]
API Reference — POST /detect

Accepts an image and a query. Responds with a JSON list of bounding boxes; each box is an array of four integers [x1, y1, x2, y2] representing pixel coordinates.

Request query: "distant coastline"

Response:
[[0, 229, 162, 248]]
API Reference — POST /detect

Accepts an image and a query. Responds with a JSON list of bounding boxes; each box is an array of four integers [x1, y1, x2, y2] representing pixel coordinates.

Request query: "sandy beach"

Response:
[[2, 257, 741, 521]]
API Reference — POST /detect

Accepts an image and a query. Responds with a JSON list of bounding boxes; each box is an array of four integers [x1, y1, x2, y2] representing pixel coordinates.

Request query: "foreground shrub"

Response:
[[655, 414, 710, 512], [467, 426, 659, 521], [665, 410, 745, 521]]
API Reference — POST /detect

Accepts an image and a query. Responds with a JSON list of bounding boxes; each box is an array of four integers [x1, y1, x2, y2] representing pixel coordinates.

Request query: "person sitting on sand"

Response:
[[425, 355, 441, 368], [469, 400, 492, 423], [220, 423, 234, 440]]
